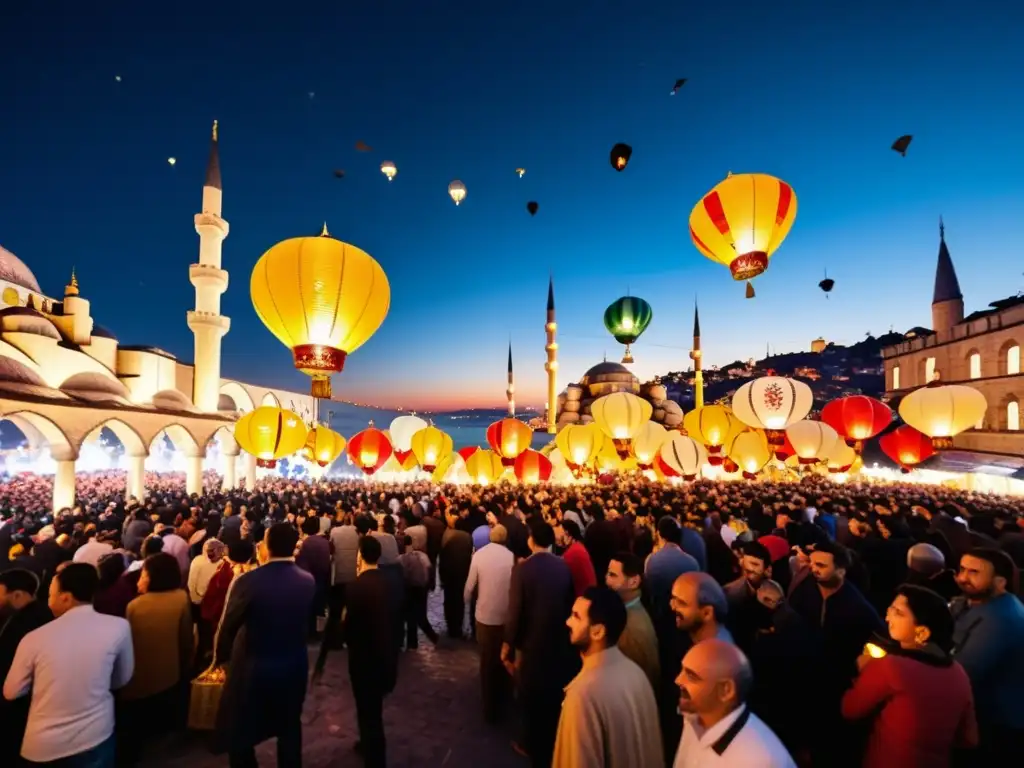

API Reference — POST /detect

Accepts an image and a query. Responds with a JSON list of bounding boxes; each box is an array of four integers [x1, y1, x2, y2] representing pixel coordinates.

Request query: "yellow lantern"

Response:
[[233, 406, 308, 468], [689, 173, 797, 298], [591, 392, 653, 458], [555, 423, 602, 475], [827, 442, 858, 473], [486, 418, 533, 466], [785, 419, 840, 465], [250, 225, 390, 398], [898, 383, 988, 449], [410, 424, 454, 472], [731, 376, 813, 446], [595, 435, 624, 473], [399, 451, 420, 471], [659, 434, 708, 480], [632, 421, 668, 468], [304, 425, 347, 467], [465, 449, 504, 485], [727, 429, 771, 479], [683, 405, 744, 465]]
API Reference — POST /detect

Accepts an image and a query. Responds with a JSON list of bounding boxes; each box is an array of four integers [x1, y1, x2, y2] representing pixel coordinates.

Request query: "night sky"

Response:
[[2, 0, 1022, 410]]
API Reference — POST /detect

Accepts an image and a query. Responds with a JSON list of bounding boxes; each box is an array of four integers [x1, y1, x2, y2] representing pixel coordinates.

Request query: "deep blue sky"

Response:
[[2, 0, 1022, 410]]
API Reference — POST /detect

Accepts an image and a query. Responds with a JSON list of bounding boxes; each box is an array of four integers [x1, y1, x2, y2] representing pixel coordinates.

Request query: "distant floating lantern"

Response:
[[380, 161, 398, 181], [167, 157, 177, 166], [448, 180, 467, 205], [610, 143, 632, 171], [515, 168, 526, 178], [233, 406, 308, 468], [603, 296, 653, 364]]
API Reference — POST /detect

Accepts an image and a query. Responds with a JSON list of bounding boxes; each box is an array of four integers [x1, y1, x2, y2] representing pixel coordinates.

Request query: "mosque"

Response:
[[0, 123, 314, 511]]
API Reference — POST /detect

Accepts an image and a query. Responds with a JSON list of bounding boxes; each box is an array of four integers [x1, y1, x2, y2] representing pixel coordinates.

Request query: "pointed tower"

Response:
[[689, 301, 704, 409], [506, 340, 516, 417], [60, 267, 94, 344], [187, 120, 231, 412], [544, 276, 558, 433], [931, 217, 964, 334]]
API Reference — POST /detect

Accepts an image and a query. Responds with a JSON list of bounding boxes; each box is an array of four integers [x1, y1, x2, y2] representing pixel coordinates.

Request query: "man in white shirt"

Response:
[[4, 562, 134, 765], [71, 528, 113, 566], [464, 524, 515, 723], [673, 639, 795, 767]]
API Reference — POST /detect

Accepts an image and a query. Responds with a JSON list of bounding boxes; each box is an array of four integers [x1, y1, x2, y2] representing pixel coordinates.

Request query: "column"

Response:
[[222, 450, 239, 490], [185, 454, 205, 497], [126, 454, 146, 502], [243, 452, 257, 490], [52, 458, 77, 513]]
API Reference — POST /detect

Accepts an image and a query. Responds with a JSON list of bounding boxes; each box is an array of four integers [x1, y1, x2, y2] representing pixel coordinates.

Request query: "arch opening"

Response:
[[220, 382, 255, 413]]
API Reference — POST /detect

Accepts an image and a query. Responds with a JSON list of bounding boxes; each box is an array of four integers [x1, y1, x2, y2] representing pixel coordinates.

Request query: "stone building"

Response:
[[555, 360, 684, 430], [881, 221, 1023, 457]]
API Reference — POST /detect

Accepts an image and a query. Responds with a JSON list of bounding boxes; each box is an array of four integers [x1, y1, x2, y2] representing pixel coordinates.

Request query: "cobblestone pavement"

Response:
[[145, 590, 528, 768]]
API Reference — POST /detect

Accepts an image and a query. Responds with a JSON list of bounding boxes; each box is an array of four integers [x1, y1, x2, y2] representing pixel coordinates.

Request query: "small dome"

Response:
[[581, 361, 633, 380], [0, 246, 43, 293], [579, 360, 640, 398], [0, 307, 61, 340], [0, 355, 48, 387], [60, 372, 132, 404]]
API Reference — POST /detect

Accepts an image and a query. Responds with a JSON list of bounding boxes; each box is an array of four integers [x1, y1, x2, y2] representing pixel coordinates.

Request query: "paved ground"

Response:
[[146, 591, 528, 768]]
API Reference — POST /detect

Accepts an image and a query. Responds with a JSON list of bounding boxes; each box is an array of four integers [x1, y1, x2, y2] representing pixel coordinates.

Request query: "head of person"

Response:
[[886, 584, 955, 653], [301, 516, 320, 536], [358, 534, 382, 574], [957, 547, 1018, 601], [740, 541, 772, 589], [657, 515, 682, 546], [140, 534, 164, 558], [605, 551, 643, 597], [676, 639, 753, 723], [138, 552, 182, 595], [489, 524, 508, 545], [671, 572, 728, 634], [0, 569, 40, 613], [906, 542, 946, 577], [96, 552, 127, 589], [265, 522, 299, 560], [203, 538, 225, 563], [554, 519, 582, 548], [527, 519, 555, 554], [566, 585, 628, 655], [48, 562, 99, 618], [809, 539, 850, 589], [228, 539, 255, 566]]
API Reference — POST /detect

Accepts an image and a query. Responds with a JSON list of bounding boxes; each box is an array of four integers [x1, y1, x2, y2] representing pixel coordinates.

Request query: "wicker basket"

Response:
[[188, 667, 226, 730]]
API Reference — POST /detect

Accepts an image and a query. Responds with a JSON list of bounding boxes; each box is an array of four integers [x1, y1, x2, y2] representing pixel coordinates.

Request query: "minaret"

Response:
[[689, 301, 703, 409], [187, 120, 231, 412], [544, 276, 558, 433], [931, 217, 964, 334], [506, 340, 515, 417]]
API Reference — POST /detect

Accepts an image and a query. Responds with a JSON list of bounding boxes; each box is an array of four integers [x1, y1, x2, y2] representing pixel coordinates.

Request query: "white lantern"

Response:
[[785, 419, 841, 465], [731, 376, 813, 446]]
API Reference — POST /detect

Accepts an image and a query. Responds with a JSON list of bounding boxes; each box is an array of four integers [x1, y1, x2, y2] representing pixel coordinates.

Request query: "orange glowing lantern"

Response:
[[486, 418, 533, 466], [879, 425, 936, 473], [821, 396, 892, 453], [513, 449, 552, 484], [346, 421, 393, 475]]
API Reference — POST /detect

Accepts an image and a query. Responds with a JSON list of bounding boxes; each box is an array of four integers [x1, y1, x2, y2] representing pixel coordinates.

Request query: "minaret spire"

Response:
[[932, 216, 964, 333], [205, 120, 222, 192], [544, 275, 559, 433], [506, 339, 515, 417], [689, 299, 704, 409]]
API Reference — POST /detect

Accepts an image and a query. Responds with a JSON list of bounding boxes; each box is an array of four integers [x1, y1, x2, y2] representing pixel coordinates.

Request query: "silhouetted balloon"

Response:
[[819, 278, 835, 295], [610, 143, 632, 171], [333, 169, 345, 179], [671, 78, 687, 95], [891, 135, 912, 156], [527, 201, 538, 216], [355, 140, 372, 152]]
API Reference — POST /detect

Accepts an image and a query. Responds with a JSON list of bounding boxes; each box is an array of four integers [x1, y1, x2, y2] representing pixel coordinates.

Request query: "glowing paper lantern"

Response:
[[603, 296, 654, 363], [555, 423, 602, 475], [448, 180, 466, 205], [346, 422, 393, 476], [879, 425, 936, 472], [773, 431, 796, 462], [380, 161, 397, 181], [659, 434, 708, 480], [731, 377, 813, 446], [233, 406, 308, 468], [410, 424, 453, 472], [250, 227, 390, 398], [591, 392, 653, 457], [304, 425, 347, 467], [656, 454, 680, 478], [785, 420, 841, 465], [826, 441, 858, 473], [465, 449, 504, 484], [898, 384, 988, 449], [821, 396, 892, 452], [513, 449, 553, 484], [632, 421, 668, 468], [398, 451, 420, 471], [683, 405, 743, 465], [486, 418, 533, 466], [689, 173, 797, 298], [726, 430, 771, 479], [389, 415, 428, 465]]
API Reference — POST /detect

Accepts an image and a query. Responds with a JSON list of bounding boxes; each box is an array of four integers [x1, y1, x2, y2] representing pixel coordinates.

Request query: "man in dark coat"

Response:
[[345, 535, 400, 768], [502, 520, 578, 768], [214, 523, 315, 768], [439, 511, 473, 638]]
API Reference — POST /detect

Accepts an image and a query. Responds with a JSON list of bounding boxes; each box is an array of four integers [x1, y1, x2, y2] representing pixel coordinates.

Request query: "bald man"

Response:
[[904, 542, 958, 601], [671, 572, 734, 645], [673, 639, 796, 767]]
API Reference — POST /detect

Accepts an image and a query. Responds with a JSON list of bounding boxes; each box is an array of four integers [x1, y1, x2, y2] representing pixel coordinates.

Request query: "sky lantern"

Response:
[[555, 423, 602, 476], [726, 429, 771, 479], [898, 384, 987, 450], [380, 161, 397, 181], [514, 449, 553, 484], [448, 180, 466, 205], [457, 445, 479, 463], [410, 424, 453, 472], [346, 421, 393, 476], [731, 376, 813, 446], [389, 414, 428, 465], [821, 395, 892, 453], [689, 173, 797, 298], [632, 421, 668, 469], [785, 419, 841, 465], [303, 425, 347, 467], [682, 405, 743, 465], [603, 296, 654, 363], [465, 449, 504, 484], [879, 425, 936, 472], [826, 441, 858, 473], [250, 225, 390, 398], [659, 434, 707, 480], [233, 406, 308, 468], [591, 392, 653, 458], [486, 418, 533, 466], [609, 143, 632, 171]]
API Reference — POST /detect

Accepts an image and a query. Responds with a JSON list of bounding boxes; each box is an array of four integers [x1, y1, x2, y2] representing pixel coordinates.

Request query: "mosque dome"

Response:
[[579, 360, 640, 397], [0, 307, 61, 340], [0, 246, 43, 294]]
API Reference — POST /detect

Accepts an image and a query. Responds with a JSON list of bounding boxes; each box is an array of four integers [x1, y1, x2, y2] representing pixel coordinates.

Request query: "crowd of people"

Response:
[[1, 469, 1023, 767]]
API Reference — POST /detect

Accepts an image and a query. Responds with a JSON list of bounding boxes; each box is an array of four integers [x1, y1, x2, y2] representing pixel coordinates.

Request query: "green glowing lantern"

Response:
[[603, 296, 653, 364]]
